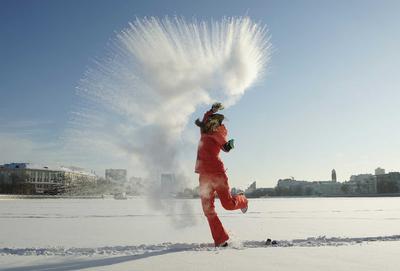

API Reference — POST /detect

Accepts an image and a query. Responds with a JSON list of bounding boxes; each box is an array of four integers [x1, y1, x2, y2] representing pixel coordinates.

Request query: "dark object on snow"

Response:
[[265, 239, 278, 246]]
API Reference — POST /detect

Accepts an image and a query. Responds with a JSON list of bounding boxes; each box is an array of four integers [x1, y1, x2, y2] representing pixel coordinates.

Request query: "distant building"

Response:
[[375, 167, 385, 176], [105, 169, 127, 183], [244, 181, 275, 197], [277, 179, 309, 189], [231, 187, 244, 195], [347, 174, 377, 194], [245, 181, 257, 194], [276, 179, 314, 196], [313, 181, 342, 195], [127, 176, 145, 195], [331, 169, 337, 182], [276, 178, 342, 196], [376, 172, 400, 193], [161, 173, 180, 195], [0, 163, 96, 194]]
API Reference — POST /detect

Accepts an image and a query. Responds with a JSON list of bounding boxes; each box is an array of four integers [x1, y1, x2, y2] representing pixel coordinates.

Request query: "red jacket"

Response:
[[195, 124, 228, 174]]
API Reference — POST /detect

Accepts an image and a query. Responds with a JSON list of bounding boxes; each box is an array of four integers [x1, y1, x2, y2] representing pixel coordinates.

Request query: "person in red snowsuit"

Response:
[[195, 103, 248, 247]]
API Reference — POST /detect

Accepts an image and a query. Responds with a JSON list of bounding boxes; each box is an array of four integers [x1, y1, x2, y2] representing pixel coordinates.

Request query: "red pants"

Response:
[[199, 173, 248, 246]]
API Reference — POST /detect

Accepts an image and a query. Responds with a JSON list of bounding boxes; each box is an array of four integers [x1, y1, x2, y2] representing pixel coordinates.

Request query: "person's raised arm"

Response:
[[203, 102, 224, 122]]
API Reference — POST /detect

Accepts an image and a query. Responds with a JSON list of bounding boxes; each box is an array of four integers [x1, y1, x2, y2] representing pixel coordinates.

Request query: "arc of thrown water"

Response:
[[67, 16, 271, 179]]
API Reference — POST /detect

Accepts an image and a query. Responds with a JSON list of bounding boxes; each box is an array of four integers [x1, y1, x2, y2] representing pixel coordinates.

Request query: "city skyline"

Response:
[[2, 161, 399, 198], [0, 161, 393, 188], [1, 0, 400, 188]]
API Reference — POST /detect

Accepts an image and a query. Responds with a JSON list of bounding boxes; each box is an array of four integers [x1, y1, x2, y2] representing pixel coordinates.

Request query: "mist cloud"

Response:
[[65, 16, 271, 181]]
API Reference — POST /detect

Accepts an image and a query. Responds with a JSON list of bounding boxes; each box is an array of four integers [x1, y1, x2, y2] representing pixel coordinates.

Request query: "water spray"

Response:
[[66, 16, 271, 227]]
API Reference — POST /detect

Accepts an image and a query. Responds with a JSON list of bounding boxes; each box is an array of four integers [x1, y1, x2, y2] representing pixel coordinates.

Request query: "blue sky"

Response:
[[1, 0, 400, 187]]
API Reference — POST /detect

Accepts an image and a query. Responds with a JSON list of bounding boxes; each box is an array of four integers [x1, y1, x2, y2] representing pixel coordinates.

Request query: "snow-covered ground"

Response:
[[1, 197, 400, 270]]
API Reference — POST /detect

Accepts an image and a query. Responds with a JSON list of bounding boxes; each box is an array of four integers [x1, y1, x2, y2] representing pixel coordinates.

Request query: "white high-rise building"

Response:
[[375, 167, 385, 176]]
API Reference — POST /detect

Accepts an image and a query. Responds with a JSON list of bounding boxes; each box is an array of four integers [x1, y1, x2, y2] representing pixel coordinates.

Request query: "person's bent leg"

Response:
[[213, 172, 248, 211], [199, 174, 229, 246]]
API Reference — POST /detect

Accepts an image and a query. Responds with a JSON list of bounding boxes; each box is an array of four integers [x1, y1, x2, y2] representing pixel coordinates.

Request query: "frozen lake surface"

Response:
[[1, 197, 400, 270], [1, 197, 400, 247]]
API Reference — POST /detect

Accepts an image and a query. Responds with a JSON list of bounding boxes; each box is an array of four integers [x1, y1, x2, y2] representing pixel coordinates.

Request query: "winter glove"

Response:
[[195, 118, 203, 127], [211, 102, 224, 112], [195, 118, 206, 133], [223, 139, 234, 152]]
